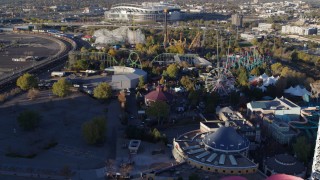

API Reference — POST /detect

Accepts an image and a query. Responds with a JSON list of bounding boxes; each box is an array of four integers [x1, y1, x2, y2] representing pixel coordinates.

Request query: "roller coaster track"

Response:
[[0, 32, 77, 93]]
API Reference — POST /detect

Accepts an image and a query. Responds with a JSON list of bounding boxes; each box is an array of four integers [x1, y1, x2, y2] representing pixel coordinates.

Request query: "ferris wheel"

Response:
[[205, 67, 235, 96]]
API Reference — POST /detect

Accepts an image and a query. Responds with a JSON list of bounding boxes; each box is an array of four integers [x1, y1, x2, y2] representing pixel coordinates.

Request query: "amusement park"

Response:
[[0, 7, 320, 180]]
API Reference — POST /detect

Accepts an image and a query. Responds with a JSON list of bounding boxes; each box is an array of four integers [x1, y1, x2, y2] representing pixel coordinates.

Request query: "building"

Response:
[[172, 124, 260, 175], [217, 107, 261, 143], [264, 154, 306, 178], [49, 5, 71, 12], [281, 25, 318, 35], [83, 6, 105, 15], [252, 23, 273, 32], [232, 13, 243, 27], [266, 174, 303, 180], [247, 97, 301, 120], [312, 118, 320, 180], [144, 86, 174, 106], [104, 2, 181, 22], [128, 140, 141, 154], [105, 66, 147, 90], [264, 116, 296, 144]]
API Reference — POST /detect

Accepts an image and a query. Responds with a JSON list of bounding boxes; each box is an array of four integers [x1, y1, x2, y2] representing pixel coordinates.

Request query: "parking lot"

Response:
[[0, 33, 61, 75]]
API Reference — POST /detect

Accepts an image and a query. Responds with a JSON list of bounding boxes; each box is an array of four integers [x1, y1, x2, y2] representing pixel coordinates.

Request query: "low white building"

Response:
[[252, 23, 273, 32], [105, 66, 147, 90], [281, 25, 318, 35], [247, 97, 301, 120]]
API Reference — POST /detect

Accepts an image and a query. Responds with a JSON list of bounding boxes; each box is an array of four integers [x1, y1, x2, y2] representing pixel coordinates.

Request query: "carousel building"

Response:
[[172, 124, 259, 175]]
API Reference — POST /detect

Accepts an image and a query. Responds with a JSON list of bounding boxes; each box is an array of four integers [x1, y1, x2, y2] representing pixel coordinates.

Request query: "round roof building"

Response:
[[145, 86, 174, 105], [172, 125, 259, 175], [264, 154, 306, 178], [203, 126, 250, 152]]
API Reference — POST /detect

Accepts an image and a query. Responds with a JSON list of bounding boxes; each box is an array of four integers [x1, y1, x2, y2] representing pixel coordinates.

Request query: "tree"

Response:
[[118, 90, 126, 109], [166, 64, 179, 78], [108, 48, 117, 57], [180, 76, 195, 91], [52, 78, 71, 97], [16, 73, 38, 91], [60, 26, 67, 32], [151, 128, 162, 141], [188, 90, 200, 107], [159, 76, 165, 85], [27, 88, 39, 100], [293, 136, 311, 164], [146, 101, 170, 125], [138, 76, 145, 89], [82, 117, 106, 145], [17, 110, 41, 131], [93, 82, 112, 100], [271, 62, 283, 75], [237, 67, 248, 88], [74, 59, 89, 70]]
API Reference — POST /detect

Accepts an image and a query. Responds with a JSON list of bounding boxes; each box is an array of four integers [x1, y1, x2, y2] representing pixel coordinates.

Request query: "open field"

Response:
[[0, 90, 117, 172]]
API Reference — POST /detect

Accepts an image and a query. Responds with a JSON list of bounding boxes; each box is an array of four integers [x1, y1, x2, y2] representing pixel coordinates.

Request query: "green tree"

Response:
[[159, 76, 165, 85], [180, 76, 194, 91], [108, 48, 117, 57], [52, 78, 71, 97], [74, 59, 89, 70], [60, 26, 67, 32], [188, 90, 200, 106], [251, 38, 258, 46], [293, 136, 311, 164], [82, 117, 106, 145], [17, 110, 41, 131], [138, 76, 145, 89], [80, 47, 88, 53], [166, 64, 179, 78], [271, 62, 283, 75], [237, 67, 248, 87], [151, 128, 162, 141], [93, 82, 112, 100], [146, 101, 170, 125], [16, 73, 38, 90], [250, 67, 261, 76]]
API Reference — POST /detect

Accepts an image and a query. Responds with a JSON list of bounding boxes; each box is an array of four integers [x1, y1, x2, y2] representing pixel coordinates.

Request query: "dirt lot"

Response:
[[0, 90, 117, 170]]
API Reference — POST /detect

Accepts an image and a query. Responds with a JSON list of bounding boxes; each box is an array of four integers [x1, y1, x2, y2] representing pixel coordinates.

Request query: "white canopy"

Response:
[[284, 85, 311, 96]]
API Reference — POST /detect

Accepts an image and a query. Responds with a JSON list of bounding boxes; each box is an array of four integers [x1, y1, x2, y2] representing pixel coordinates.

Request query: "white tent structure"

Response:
[[94, 27, 146, 45], [284, 85, 311, 96], [250, 73, 279, 92]]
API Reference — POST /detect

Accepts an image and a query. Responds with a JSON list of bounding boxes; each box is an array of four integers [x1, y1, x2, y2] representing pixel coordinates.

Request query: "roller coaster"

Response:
[[67, 50, 142, 69], [224, 47, 271, 71]]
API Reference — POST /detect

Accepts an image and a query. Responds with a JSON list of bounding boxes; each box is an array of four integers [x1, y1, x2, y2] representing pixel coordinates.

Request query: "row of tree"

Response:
[[16, 73, 113, 100]]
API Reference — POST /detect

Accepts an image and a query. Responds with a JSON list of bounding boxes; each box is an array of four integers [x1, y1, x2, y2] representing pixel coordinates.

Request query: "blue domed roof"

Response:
[[203, 126, 249, 152]]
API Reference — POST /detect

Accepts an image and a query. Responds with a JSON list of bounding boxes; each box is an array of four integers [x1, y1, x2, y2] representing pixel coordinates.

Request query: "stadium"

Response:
[[104, 2, 182, 22]]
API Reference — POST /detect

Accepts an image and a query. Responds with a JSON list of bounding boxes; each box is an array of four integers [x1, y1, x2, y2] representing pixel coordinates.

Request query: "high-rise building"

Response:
[[312, 118, 320, 180], [231, 13, 243, 27]]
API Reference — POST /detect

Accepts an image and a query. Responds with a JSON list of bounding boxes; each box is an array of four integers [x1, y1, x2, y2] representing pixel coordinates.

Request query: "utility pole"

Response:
[[163, 8, 168, 48], [216, 29, 219, 68]]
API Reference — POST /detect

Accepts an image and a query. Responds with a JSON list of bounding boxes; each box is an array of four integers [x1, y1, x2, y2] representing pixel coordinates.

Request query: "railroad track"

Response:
[[0, 33, 77, 94]]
